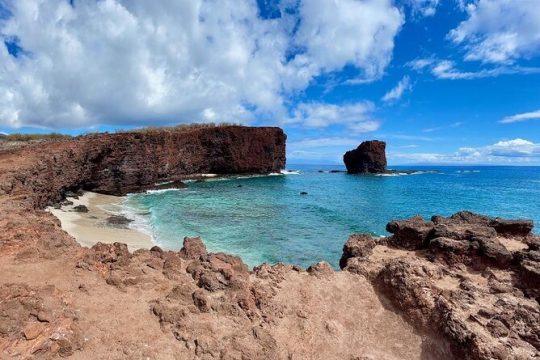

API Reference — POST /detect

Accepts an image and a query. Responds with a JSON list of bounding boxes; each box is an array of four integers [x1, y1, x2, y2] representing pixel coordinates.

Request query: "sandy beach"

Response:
[[48, 191, 154, 252]]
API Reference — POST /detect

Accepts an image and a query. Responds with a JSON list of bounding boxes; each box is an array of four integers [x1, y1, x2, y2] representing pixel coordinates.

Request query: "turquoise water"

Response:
[[124, 165, 540, 268]]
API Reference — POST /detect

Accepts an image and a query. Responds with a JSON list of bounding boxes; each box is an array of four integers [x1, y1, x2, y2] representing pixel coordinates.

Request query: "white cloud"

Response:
[[409, 58, 540, 79], [500, 110, 540, 124], [0, 0, 403, 129], [382, 76, 411, 102], [407, 0, 439, 17], [288, 101, 379, 133], [292, 0, 403, 82], [392, 138, 540, 164], [449, 0, 540, 64]]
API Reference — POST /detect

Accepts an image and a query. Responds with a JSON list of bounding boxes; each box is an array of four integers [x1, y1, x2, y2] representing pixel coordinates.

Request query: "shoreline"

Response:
[[48, 191, 154, 252]]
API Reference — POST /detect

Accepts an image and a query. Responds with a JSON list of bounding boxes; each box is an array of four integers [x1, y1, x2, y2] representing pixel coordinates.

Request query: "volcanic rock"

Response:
[[343, 211, 540, 359], [343, 140, 387, 174]]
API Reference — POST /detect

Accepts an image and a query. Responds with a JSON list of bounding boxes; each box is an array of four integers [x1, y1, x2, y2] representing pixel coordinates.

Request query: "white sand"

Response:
[[48, 191, 154, 252]]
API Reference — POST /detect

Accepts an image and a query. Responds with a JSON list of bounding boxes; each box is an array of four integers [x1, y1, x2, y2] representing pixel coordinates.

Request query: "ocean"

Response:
[[122, 165, 540, 269]]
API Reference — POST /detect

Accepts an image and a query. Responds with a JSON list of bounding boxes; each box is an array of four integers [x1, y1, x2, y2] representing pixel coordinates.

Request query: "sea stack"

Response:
[[343, 140, 387, 174]]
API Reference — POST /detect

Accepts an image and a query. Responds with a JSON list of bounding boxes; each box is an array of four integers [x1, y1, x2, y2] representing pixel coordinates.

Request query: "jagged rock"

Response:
[[343, 140, 387, 174], [431, 223, 497, 241], [476, 237, 513, 268], [179, 237, 208, 260], [386, 215, 434, 250], [307, 261, 334, 277], [340, 234, 376, 269], [342, 212, 540, 359], [489, 218, 533, 237]]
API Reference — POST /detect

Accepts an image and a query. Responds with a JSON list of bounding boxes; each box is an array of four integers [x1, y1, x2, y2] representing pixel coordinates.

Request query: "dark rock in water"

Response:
[[61, 200, 74, 206], [52, 203, 62, 209], [300, 191, 308, 195], [343, 140, 387, 174], [65, 191, 79, 199], [106, 215, 133, 227], [237, 184, 243, 188], [73, 205, 89, 213], [330, 170, 346, 173], [318, 170, 325, 173]]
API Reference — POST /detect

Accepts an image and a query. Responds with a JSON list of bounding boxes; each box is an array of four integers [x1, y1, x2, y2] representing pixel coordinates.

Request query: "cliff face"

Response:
[[0, 126, 286, 208], [343, 140, 387, 174]]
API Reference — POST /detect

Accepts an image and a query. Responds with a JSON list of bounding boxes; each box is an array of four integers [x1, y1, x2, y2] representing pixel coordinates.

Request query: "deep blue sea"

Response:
[[123, 165, 540, 268]]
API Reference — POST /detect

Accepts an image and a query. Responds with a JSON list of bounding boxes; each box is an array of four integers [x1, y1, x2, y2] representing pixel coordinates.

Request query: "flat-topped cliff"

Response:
[[0, 126, 286, 208]]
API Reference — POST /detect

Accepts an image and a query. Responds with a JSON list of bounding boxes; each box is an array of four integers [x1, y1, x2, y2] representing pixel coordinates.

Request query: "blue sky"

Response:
[[1, 0, 540, 165]]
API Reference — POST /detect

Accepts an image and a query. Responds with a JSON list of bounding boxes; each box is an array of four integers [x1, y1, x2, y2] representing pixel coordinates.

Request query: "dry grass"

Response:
[[126, 122, 244, 134], [0, 133, 72, 142]]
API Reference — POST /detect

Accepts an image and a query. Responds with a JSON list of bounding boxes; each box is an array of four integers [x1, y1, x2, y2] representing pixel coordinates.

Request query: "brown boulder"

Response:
[[307, 261, 334, 277], [386, 215, 434, 250], [339, 234, 376, 269], [180, 237, 208, 260]]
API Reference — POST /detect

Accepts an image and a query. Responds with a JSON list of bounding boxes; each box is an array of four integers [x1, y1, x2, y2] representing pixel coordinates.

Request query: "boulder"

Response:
[[386, 216, 434, 250], [179, 237, 208, 260], [343, 140, 387, 174], [489, 218, 533, 237], [307, 261, 334, 277], [73, 205, 89, 213], [339, 234, 376, 269]]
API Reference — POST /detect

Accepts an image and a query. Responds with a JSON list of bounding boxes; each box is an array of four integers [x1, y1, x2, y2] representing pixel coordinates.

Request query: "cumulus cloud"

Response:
[[293, 0, 403, 81], [287, 101, 379, 133], [500, 110, 540, 124], [382, 76, 411, 102], [0, 0, 403, 129], [449, 0, 540, 64], [393, 138, 540, 164]]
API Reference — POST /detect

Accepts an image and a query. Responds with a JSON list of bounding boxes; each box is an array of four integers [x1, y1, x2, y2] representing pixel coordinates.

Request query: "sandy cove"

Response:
[[47, 191, 154, 252]]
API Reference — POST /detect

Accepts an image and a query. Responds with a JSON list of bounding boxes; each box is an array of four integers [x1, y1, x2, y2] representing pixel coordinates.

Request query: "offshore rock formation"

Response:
[[343, 140, 387, 174], [342, 211, 540, 359]]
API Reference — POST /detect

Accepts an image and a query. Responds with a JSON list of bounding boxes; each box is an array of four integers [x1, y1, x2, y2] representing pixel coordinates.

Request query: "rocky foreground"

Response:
[[1, 129, 539, 359]]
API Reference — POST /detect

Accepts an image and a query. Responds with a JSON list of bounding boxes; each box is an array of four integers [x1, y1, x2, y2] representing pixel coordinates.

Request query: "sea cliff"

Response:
[[0, 126, 286, 208], [0, 127, 539, 359]]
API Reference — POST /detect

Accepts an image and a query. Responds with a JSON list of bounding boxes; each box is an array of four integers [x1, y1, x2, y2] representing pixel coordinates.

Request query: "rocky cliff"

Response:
[[343, 140, 387, 174], [0, 129, 539, 359], [342, 211, 540, 359], [0, 126, 286, 209]]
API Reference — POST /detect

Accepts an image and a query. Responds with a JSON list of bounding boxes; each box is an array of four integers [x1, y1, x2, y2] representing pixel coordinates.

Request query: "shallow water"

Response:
[[123, 165, 540, 268]]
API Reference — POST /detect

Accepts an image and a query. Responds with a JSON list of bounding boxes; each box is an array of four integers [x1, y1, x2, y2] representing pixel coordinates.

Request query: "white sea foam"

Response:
[[120, 197, 156, 242], [145, 188, 186, 194]]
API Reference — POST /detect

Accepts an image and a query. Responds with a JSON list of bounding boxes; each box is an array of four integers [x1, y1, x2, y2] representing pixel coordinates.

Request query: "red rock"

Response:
[[23, 322, 44, 340], [339, 234, 376, 269], [343, 140, 387, 174]]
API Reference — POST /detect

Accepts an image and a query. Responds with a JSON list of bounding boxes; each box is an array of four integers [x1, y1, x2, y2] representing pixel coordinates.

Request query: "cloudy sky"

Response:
[[1, 0, 540, 165]]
